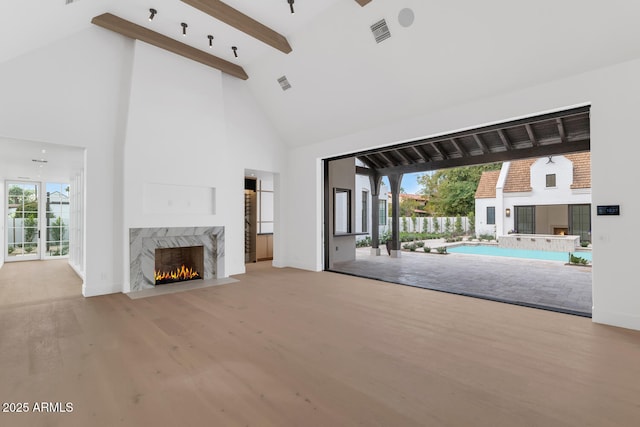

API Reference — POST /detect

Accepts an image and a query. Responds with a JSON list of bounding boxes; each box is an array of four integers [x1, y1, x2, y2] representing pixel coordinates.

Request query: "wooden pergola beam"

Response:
[[450, 138, 469, 157], [472, 134, 490, 154], [376, 139, 590, 176], [430, 142, 448, 160], [91, 13, 248, 80], [525, 124, 539, 147], [394, 149, 412, 165], [181, 0, 292, 54], [497, 129, 514, 150], [556, 118, 567, 143]]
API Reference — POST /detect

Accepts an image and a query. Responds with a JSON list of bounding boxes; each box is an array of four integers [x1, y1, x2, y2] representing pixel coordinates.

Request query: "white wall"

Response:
[[475, 199, 497, 237], [0, 28, 286, 295], [0, 28, 133, 296], [122, 41, 229, 292], [221, 76, 287, 271], [283, 57, 640, 330], [121, 40, 287, 289]]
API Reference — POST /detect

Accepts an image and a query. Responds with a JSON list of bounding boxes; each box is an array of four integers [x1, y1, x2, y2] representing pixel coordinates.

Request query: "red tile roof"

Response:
[[475, 170, 500, 198]]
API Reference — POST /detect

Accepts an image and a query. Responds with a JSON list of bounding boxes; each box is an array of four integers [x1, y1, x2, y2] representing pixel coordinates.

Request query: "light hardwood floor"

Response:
[[1, 260, 639, 426]]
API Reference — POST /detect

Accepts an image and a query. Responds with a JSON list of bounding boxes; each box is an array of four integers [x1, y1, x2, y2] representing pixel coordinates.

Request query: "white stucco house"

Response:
[[475, 152, 591, 241]]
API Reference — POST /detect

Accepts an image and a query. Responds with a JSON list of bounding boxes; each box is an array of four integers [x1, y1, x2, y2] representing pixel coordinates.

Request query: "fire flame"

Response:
[[154, 265, 201, 283]]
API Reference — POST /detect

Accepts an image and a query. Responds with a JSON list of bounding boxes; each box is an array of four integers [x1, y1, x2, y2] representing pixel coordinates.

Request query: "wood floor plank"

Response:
[[1, 260, 640, 426]]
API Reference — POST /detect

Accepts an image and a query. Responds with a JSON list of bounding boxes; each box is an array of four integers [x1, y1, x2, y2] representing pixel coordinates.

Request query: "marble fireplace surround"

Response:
[[129, 227, 225, 292]]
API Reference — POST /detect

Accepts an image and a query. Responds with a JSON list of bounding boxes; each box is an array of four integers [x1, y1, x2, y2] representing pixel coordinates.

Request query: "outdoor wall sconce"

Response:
[[505, 208, 511, 217]]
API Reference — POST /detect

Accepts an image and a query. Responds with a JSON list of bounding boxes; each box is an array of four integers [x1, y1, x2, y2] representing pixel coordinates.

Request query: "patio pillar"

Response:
[[369, 174, 382, 256], [388, 173, 403, 258]]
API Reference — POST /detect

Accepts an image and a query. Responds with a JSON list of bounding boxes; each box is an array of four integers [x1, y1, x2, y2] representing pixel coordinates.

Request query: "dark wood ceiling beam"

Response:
[[91, 13, 248, 80], [472, 134, 490, 154], [525, 124, 539, 147], [410, 146, 428, 162], [497, 129, 513, 150], [356, 166, 373, 176], [556, 118, 567, 143], [376, 139, 590, 176], [450, 138, 469, 157], [181, 0, 292, 54], [394, 149, 412, 165], [378, 151, 397, 167], [338, 106, 589, 161], [413, 145, 432, 161], [429, 142, 447, 160], [357, 156, 377, 169], [367, 154, 386, 168], [355, 0, 373, 6]]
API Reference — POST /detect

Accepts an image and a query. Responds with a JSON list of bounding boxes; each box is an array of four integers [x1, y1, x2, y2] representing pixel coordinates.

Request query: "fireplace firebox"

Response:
[[154, 246, 204, 285]]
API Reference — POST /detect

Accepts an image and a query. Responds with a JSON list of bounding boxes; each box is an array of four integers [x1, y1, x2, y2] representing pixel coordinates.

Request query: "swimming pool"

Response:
[[447, 244, 592, 262]]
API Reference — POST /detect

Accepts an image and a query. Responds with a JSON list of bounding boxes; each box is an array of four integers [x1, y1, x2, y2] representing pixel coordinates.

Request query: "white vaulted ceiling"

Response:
[[3, 0, 640, 148]]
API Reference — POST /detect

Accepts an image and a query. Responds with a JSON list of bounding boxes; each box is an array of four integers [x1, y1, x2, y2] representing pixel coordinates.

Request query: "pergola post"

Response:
[[388, 173, 403, 258], [369, 174, 382, 256]]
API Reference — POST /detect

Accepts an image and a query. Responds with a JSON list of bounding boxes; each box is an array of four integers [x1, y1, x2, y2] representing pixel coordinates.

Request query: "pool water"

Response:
[[447, 244, 592, 262]]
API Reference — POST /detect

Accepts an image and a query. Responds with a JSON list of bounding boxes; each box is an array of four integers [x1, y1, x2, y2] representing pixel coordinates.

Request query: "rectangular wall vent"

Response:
[[371, 19, 391, 43], [277, 75, 292, 91]]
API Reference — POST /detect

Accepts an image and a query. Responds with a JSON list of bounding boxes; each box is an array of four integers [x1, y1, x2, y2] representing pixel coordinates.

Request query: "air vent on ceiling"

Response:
[[32, 159, 48, 163], [277, 75, 292, 91], [371, 19, 391, 43]]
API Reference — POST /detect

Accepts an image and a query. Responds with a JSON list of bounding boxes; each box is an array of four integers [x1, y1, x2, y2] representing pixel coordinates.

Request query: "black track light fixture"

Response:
[[288, 0, 295, 14], [149, 8, 157, 21], [208, 35, 214, 48], [181, 22, 188, 36], [231, 46, 238, 57]]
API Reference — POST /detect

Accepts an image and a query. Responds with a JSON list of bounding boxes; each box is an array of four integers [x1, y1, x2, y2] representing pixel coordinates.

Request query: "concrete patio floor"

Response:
[[333, 245, 593, 316]]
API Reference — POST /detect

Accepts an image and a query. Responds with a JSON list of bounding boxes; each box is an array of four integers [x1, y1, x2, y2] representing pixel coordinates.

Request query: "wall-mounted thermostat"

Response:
[[597, 205, 620, 216]]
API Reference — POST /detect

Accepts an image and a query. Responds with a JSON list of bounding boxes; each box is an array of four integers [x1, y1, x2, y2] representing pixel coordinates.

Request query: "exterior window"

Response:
[[546, 174, 556, 187], [487, 206, 496, 225], [361, 191, 368, 233], [378, 200, 387, 225]]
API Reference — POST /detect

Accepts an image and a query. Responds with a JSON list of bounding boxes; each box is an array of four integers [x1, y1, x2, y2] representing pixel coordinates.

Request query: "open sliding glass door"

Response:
[[5, 181, 41, 261]]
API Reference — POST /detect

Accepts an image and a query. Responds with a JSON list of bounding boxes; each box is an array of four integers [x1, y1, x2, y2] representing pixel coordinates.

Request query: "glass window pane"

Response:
[[378, 201, 387, 226], [487, 206, 495, 225]]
